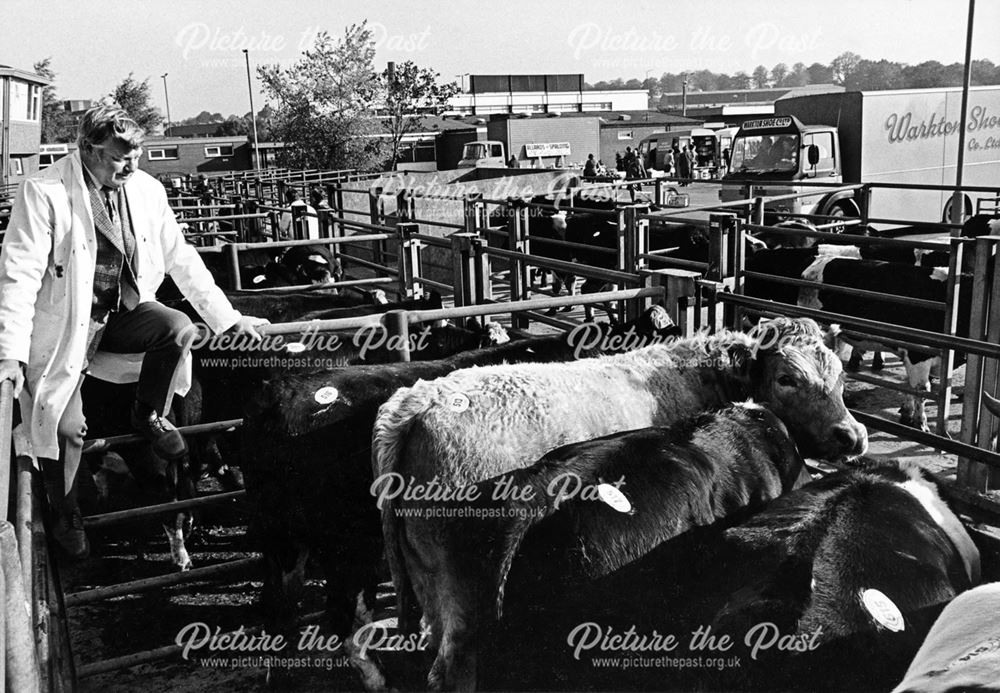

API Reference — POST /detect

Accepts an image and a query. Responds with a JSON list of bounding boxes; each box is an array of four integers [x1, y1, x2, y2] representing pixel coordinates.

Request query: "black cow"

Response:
[[692, 461, 980, 692], [239, 307, 680, 638], [79, 376, 203, 570], [404, 403, 808, 691], [477, 461, 979, 693], [199, 243, 342, 290], [744, 242, 986, 430]]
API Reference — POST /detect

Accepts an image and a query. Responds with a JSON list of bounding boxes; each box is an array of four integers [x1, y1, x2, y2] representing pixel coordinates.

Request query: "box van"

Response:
[[637, 128, 722, 178]]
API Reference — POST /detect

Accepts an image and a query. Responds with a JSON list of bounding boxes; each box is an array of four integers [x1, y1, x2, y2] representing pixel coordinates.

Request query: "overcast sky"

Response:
[[2, 0, 996, 119]]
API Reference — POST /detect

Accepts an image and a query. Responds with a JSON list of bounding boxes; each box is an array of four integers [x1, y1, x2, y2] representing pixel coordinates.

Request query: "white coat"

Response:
[[0, 152, 241, 460]]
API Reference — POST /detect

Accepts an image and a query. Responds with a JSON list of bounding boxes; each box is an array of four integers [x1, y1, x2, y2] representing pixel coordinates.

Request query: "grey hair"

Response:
[[77, 105, 144, 149]]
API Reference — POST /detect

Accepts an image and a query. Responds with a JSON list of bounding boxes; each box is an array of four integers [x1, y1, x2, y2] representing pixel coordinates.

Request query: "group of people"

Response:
[[582, 154, 612, 179]]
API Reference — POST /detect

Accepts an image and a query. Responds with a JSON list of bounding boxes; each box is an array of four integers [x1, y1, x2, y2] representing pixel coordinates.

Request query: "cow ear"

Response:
[[465, 316, 483, 332], [728, 344, 754, 376]]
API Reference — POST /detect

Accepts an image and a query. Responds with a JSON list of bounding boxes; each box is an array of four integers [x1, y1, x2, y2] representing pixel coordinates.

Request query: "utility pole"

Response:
[[160, 73, 172, 136], [243, 49, 261, 175]]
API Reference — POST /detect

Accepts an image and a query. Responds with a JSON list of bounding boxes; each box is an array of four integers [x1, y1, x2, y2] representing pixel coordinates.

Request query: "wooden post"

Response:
[[857, 185, 872, 227], [507, 200, 530, 330], [936, 236, 964, 437], [654, 179, 664, 207], [729, 217, 747, 330], [707, 213, 736, 282], [958, 237, 996, 492], [332, 181, 346, 238], [450, 233, 478, 308], [463, 193, 483, 234], [370, 186, 385, 268], [752, 196, 765, 227], [225, 243, 241, 290], [291, 204, 307, 242], [396, 222, 422, 299], [471, 235, 493, 307], [245, 199, 261, 243], [383, 310, 411, 363], [232, 196, 244, 243], [624, 204, 649, 322], [661, 269, 701, 337]]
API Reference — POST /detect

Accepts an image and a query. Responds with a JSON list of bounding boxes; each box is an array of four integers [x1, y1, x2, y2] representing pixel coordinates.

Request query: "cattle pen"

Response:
[[3, 167, 1000, 691]]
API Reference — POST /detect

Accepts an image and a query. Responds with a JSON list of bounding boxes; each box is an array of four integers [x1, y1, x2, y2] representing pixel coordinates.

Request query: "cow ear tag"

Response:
[[314, 386, 339, 405], [861, 589, 904, 632], [252, 275, 266, 285], [285, 342, 306, 354], [448, 393, 470, 413], [597, 483, 632, 514]]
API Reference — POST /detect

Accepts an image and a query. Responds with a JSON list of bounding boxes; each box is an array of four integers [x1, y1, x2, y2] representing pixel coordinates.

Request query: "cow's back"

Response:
[[375, 347, 712, 487]]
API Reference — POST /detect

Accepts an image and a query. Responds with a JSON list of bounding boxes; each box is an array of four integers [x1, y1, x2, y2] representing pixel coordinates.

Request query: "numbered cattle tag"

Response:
[[447, 393, 470, 413], [252, 275, 266, 285], [285, 342, 306, 354], [597, 483, 632, 514], [307, 254, 328, 265], [861, 589, 905, 632], [314, 386, 339, 405]]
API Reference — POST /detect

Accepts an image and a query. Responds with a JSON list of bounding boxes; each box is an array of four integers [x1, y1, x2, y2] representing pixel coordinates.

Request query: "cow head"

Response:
[[743, 317, 867, 461]]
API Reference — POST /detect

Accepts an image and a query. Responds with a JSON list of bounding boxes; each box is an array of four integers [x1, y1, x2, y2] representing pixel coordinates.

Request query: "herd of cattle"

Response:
[[71, 194, 1000, 692]]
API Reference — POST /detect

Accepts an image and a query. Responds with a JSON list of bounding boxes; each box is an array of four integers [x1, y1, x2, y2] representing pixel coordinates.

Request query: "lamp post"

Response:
[[682, 77, 688, 118], [243, 49, 261, 175], [160, 73, 172, 136]]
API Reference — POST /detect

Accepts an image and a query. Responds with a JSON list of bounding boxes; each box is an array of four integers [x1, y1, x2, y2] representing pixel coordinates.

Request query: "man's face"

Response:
[[83, 138, 142, 189]]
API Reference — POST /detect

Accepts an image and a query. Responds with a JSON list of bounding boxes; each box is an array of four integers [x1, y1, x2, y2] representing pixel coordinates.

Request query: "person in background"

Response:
[[0, 106, 265, 558], [277, 187, 319, 241], [683, 145, 695, 185], [583, 153, 597, 179], [507, 155, 519, 169]]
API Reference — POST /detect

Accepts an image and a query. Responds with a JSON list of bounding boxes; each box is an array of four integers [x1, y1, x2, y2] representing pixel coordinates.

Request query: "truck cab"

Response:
[[458, 140, 507, 168], [720, 116, 855, 219]]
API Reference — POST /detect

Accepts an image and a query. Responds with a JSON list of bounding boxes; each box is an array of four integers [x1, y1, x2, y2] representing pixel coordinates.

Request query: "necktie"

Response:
[[104, 187, 140, 311]]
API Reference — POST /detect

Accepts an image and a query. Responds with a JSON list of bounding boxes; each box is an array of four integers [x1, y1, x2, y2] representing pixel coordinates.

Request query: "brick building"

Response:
[[1, 65, 49, 187]]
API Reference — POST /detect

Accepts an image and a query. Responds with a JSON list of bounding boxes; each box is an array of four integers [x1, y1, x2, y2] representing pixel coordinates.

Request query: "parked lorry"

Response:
[[457, 140, 507, 168], [719, 86, 1000, 225]]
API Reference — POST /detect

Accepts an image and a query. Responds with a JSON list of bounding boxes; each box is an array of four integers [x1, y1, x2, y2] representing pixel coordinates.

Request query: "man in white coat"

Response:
[[0, 106, 264, 558]]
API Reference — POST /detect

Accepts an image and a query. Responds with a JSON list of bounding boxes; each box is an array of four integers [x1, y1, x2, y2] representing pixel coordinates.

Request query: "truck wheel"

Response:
[[825, 200, 860, 233], [941, 194, 972, 224]]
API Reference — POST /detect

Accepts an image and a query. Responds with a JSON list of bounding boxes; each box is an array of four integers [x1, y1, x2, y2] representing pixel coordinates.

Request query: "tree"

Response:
[[33, 58, 75, 143], [831, 52, 862, 86], [379, 61, 459, 170], [752, 65, 770, 89], [846, 59, 905, 91], [770, 63, 789, 88], [807, 62, 834, 84], [641, 76, 660, 96], [109, 73, 163, 133], [732, 71, 752, 90], [257, 24, 388, 171]]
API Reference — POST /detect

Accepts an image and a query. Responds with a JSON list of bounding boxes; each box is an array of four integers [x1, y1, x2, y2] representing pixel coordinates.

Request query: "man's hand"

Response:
[[0, 359, 25, 398], [229, 316, 270, 341]]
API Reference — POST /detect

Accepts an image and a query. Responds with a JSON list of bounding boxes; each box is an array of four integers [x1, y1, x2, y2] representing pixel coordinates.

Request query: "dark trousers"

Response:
[[50, 301, 193, 497], [96, 301, 194, 414]]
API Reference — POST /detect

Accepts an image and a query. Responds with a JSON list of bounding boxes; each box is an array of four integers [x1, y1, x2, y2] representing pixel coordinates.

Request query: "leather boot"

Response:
[[41, 458, 90, 560]]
